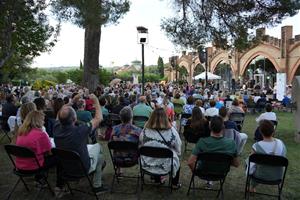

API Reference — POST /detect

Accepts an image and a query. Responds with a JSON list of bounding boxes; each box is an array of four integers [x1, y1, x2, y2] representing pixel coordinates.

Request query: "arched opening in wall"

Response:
[[193, 63, 205, 76], [293, 64, 300, 79], [214, 61, 232, 92], [243, 56, 277, 91], [178, 66, 188, 83]]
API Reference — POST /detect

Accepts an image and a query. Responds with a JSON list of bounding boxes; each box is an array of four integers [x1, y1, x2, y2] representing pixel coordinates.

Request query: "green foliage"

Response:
[[0, 0, 59, 68], [162, 0, 300, 50], [67, 69, 83, 85], [157, 56, 164, 78], [32, 79, 56, 90], [52, 71, 68, 84], [99, 68, 113, 85]]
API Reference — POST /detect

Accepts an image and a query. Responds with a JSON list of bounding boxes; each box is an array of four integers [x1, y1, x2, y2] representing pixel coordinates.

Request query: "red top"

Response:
[[16, 128, 51, 170]]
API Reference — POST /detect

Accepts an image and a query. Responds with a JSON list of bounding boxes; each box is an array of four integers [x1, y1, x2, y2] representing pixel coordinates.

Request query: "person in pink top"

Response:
[[15, 110, 62, 188], [16, 110, 52, 170]]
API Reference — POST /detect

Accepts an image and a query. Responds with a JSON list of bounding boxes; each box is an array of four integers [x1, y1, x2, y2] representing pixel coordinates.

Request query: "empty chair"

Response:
[[107, 141, 139, 194], [245, 154, 288, 200], [187, 152, 233, 198], [4, 144, 54, 199], [108, 113, 121, 126]]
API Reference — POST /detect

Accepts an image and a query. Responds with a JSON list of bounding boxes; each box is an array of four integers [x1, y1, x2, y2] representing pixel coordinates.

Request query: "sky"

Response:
[[33, 0, 300, 68]]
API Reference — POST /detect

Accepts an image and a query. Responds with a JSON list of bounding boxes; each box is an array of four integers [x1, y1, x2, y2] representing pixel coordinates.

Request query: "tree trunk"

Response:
[[83, 24, 101, 92]]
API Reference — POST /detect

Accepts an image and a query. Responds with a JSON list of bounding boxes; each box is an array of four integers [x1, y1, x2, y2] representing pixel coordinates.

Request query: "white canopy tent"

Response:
[[193, 71, 221, 80]]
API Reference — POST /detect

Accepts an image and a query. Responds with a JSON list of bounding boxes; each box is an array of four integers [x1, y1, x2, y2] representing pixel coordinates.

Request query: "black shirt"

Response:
[[53, 122, 92, 171]]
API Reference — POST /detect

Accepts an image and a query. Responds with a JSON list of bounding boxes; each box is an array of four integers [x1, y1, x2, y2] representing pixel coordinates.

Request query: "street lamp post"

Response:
[[137, 26, 148, 95]]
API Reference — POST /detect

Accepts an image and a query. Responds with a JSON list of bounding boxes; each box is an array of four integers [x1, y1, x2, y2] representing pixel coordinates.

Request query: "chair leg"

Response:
[[187, 174, 195, 196], [170, 173, 173, 193], [86, 176, 99, 200], [6, 178, 21, 200], [110, 174, 116, 193], [20, 177, 30, 191], [217, 180, 224, 199], [66, 182, 73, 196], [244, 177, 249, 199], [184, 141, 187, 152], [44, 178, 54, 195]]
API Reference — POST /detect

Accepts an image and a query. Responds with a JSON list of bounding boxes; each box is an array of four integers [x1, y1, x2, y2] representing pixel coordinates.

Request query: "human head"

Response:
[[192, 106, 203, 120], [259, 120, 274, 138], [209, 116, 224, 134], [53, 98, 65, 118], [145, 107, 171, 130], [99, 97, 107, 107], [209, 100, 216, 107], [187, 96, 194, 105], [175, 93, 180, 99], [20, 96, 30, 105], [139, 96, 147, 103], [20, 102, 37, 121], [119, 106, 133, 124], [195, 99, 203, 107], [232, 99, 239, 106], [58, 106, 77, 126], [265, 103, 273, 112], [6, 94, 15, 103], [33, 97, 46, 111], [218, 106, 228, 119], [18, 111, 45, 136], [77, 99, 86, 110]]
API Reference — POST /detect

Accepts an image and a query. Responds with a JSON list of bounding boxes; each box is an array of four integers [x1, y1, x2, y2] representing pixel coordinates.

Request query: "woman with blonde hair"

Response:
[[15, 110, 60, 186], [16, 111, 53, 170], [139, 108, 182, 188]]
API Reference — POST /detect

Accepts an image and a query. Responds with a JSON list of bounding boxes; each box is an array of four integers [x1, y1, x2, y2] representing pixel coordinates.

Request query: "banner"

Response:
[[276, 73, 286, 101]]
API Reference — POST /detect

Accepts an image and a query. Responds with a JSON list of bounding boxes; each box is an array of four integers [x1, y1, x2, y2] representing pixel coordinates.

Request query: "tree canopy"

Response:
[[0, 0, 59, 69], [161, 0, 300, 50], [51, 0, 130, 91]]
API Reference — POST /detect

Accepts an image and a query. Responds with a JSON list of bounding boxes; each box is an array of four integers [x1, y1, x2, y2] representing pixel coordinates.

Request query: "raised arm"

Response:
[[89, 94, 102, 130]]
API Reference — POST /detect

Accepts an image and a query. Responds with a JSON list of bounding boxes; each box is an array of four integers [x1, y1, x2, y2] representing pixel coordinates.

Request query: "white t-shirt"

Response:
[[252, 138, 286, 156], [205, 107, 219, 117], [256, 112, 277, 123]]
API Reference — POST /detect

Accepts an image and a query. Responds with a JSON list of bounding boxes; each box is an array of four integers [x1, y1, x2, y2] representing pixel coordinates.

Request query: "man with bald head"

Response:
[[53, 94, 108, 195], [133, 96, 153, 128]]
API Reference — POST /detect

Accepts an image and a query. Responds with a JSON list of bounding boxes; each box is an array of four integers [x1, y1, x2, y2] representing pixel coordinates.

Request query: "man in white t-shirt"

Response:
[[256, 103, 277, 123]]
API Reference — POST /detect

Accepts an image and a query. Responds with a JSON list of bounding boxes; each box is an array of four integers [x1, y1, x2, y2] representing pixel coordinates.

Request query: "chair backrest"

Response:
[[229, 112, 245, 122], [108, 141, 139, 151], [249, 154, 288, 167], [133, 116, 149, 124], [52, 148, 87, 178], [0, 115, 10, 132], [4, 144, 41, 169], [139, 146, 173, 158], [183, 125, 201, 143], [225, 100, 232, 108], [108, 141, 139, 168], [109, 113, 121, 126], [271, 120, 278, 129], [194, 152, 233, 178], [181, 113, 191, 119]]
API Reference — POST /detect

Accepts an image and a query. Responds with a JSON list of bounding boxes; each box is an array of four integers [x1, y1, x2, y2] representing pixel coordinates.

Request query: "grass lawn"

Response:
[[0, 111, 299, 200]]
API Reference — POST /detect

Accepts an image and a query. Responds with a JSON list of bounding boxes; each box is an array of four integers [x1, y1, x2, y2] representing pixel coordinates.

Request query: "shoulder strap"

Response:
[[271, 139, 278, 155], [156, 129, 170, 147]]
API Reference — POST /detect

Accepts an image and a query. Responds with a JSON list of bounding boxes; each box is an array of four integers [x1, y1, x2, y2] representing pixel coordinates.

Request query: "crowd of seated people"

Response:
[[0, 82, 288, 198]]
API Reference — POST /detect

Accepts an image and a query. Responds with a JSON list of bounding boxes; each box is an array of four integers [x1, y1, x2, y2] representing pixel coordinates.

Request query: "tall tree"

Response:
[[157, 56, 164, 78], [0, 0, 59, 69], [161, 0, 300, 50], [51, 0, 130, 91]]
